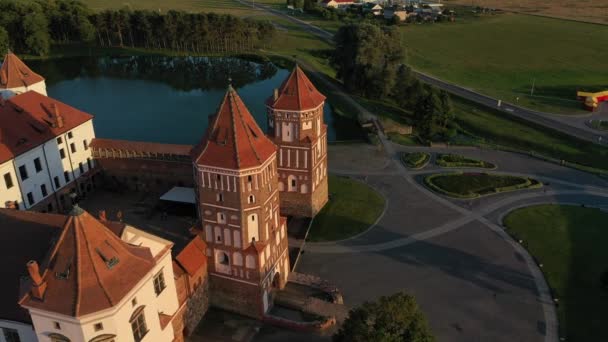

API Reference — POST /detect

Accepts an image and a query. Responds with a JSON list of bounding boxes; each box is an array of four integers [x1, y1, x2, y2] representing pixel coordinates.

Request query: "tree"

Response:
[[0, 27, 8, 54], [334, 292, 434, 342], [390, 15, 401, 26], [332, 23, 405, 98]]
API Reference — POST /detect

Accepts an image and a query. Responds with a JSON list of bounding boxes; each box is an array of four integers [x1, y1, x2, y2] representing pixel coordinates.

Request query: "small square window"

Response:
[[70, 143, 76, 153], [132, 298, 137, 307], [57, 137, 63, 144], [94, 323, 103, 332], [54, 322, 61, 330], [67, 132, 73, 139], [59, 148, 66, 159]]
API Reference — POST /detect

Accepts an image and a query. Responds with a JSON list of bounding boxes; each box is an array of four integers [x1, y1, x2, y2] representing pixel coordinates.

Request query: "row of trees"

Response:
[[332, 23, 455, 141], [0, 0, 276, 56]]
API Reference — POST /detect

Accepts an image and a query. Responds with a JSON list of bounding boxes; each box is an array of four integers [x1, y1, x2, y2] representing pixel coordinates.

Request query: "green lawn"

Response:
[[400, 13, 608, 113], [453, 96, 608, 171], [307, 175, 385, 242], [389, 133, 420, 146], [436, 153, 495, 169], [589, 120, 608, 131], [425, 172, 539, 198], [504, 204, 608, 341], [401, 152, 430, 169]]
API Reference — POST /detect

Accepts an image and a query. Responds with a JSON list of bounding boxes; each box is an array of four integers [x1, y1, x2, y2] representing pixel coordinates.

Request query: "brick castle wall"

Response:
[[183, 274, 210, 336], [209, 274, 263, 319], [279, 176, 328, 217], [94, 158, 193, 193]]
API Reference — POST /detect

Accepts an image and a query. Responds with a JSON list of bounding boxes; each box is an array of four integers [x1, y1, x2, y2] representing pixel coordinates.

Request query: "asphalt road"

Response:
[[240, 0, 608, 144]]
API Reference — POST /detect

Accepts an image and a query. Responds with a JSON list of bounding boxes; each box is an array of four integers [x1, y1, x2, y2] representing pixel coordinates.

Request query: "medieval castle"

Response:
[[0, 52, 329, 342]]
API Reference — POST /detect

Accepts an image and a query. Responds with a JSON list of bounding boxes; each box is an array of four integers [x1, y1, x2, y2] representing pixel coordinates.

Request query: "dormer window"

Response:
[[96, 247, 119, 269]]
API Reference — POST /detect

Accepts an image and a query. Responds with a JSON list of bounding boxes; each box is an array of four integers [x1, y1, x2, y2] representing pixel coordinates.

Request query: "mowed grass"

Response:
[[504, 204, 608, 341], [426, 173, 530, 197], [81, 0, 253, 16], [453, 96, 608, 171], [401, 13, 608, 113], [307, 175, 385, 242]]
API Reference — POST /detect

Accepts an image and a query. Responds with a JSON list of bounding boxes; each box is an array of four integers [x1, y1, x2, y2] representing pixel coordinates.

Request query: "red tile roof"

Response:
[[266, 65, 326, 111], [0, 53, 45, 89], [193, 86, 276, 169], [0, 91, 93, 164], [20, 207, 155, 317], [175, 236, 207, 277], [0, 209, 65, 324], [90, 138, 193, 156]]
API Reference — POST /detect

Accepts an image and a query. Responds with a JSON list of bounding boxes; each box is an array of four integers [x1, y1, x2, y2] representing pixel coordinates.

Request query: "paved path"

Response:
[[297, 137, 608, 341]]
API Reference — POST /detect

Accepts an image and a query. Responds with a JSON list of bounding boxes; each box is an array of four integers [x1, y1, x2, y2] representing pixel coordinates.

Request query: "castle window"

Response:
[[2, 328, 20, 342], [130, 306, 148, 342], [70, 143, 76, 153], [83, 140, 89, 150], [216, 174, 221, 181], [216, 193, 223, 202], [34, 158, 42, 173], [247, 175, 252, 182], [60, 148, 66, 159], [248, 195, 255, 204], [219, 252, 230, 265], [217, 212, 226, 224], [18, 165, 28, 181], [57, 137, 63, 144], [94, 323, 104, 332], [54, 322, 61, 330], [153, 270, 166, 296], [67, 131, 73, 139], [3, 173, 13, 189]]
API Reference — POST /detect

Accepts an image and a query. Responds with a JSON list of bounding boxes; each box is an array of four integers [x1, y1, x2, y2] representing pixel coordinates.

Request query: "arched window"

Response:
[[288, 175, 297, 192], [246, 255, 256, 269], [49, 334, 71, 342], [248, 195, 255, 204], [88, 334, 116, 342], [219, 252, 230, 265], [217, 212, 226, 224], [233, 252, 243, 266], [129, 306, 147, 342]]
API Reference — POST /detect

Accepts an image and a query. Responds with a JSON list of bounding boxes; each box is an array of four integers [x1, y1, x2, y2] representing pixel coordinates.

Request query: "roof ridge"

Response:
[[233, 89, 263, 164], [228, 90, 242, 168], [295, 66, 304, 110], [78, 215, 114, 315], [195, 89, 228, 165], [73, 216, 82, 316]]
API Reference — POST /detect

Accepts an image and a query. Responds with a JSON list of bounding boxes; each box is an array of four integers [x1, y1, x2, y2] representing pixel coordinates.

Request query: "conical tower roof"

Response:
[[0, 52, 45, 89], [193, 85, 276, 170], [20, 207, 155, 317], [266, 65, 326, 111]]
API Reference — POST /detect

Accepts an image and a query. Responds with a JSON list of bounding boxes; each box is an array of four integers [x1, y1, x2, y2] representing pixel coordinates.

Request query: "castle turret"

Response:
[[0, 52, 47, 99], [265, 65, 328, 217], [192, 84, 290, 318]]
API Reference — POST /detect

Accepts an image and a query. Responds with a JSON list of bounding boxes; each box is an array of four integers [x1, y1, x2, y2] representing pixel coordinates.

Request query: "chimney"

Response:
[[273, 88, 279, 101], [26, 260, 47, 300], [50, 103, 64, 129], [98, 210, 107, 222]]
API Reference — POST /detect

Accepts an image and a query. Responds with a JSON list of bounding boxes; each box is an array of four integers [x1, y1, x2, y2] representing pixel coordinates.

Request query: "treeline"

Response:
[[0, 0, 276, 56], [332, 23, 455, 141]]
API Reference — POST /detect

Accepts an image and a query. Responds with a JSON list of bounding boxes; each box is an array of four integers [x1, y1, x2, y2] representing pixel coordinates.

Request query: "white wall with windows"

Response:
[[0, 320, 37, 342], [0, 160, 23, 210], [25, 226, 180, 342], [14, 147, 53, 210], [0, 81, 47, 100]]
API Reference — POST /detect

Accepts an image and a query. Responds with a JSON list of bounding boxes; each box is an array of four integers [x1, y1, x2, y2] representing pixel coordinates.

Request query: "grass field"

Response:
[[436, 153, 495, 169], [401, 13, 608, 113], [504, 204, 608, 341], [453, 96, 608, 171], [444, 0, 608, 24], [307, 175, 385, 242], [425, 172, 538, 198]]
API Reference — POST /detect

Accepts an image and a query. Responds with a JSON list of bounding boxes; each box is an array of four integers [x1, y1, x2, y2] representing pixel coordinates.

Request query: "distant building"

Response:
[[0, 52, 47, 99], [321, 0, 354, 9], [363, 3, 383, 15], [0, 56, 97, 213], [1, 206, 208, 342], [384, 8, 409, 20]]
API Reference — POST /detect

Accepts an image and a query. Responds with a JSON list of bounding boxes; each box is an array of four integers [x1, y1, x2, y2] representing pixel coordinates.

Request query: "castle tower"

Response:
[[266, 65, 328, 217], [0, 52, 47, 99], [192, 85, 290, 318]]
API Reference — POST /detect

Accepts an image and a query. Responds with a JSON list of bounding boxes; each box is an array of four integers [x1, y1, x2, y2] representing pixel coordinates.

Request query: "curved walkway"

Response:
[[299, 138, 608, 342]]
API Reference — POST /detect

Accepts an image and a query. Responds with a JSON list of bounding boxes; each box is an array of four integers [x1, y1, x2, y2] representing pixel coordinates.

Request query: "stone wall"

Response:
[[209, 274, 263, 319], [311, 177, 329, 217], [94, 158, 193, 193], [183, 274, 210, 336], [279, 175, 328, 217]]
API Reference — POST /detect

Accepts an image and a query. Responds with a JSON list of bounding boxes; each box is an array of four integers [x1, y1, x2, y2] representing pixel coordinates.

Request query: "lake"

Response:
[[29, 56, 352, 145]]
